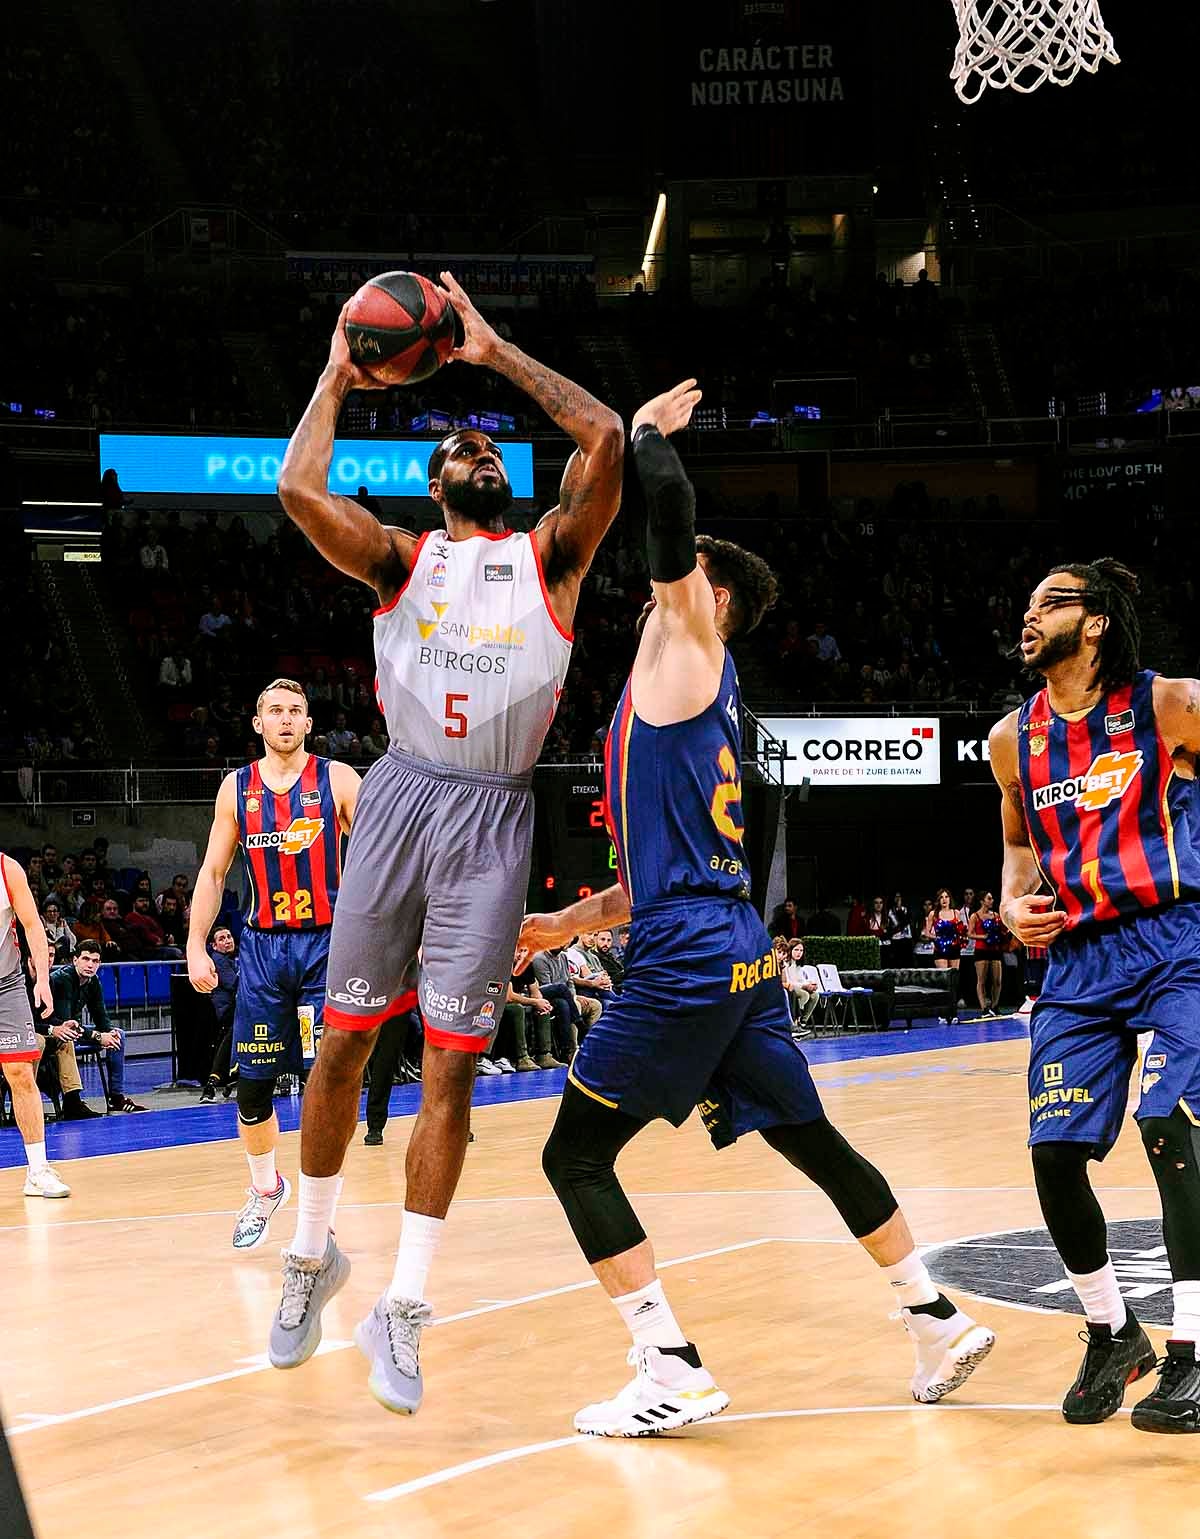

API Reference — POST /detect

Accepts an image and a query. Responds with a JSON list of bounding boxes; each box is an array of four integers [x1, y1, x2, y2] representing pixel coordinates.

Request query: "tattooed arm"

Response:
[[989, 711, 1067, 945], [277, 306, 417, 604], [1153, 676, 1200, 759], [438, 271, 624, 605]]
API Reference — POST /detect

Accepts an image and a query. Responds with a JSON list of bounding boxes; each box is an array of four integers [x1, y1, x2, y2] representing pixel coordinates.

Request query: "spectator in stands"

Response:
[[157, 892, 188, 949], [78, 850, 99, 885], [504, 967, 561, 1071], [768, 898, 803, 939], [91, 837, 110, 876], [530, 946, 582, 1061], [158, 648, 193, 692], [48, 939, 145, 1113], [98, 897, 137, 960], [565, 932, 612, 1014], [808, 619, 841, 664], [782, 938, 820, 1039], [184, 705, 214, 758], [592, 928, 624, 990], [125, 895, 184, 959], [72, 898, 122, 963], [25, 854, 48, 906], [140, 533, 169, 572], [197, 596, 232, 644], [41, 901, 76, 963], [360, 716, 388, 762], [41, 845, 61, 887], [334, 665, 360, 714], [209, 683, 240, 741], [326, 711, 358, 759], [157, 874, 191, 920], [199, 923, 238, 1102]]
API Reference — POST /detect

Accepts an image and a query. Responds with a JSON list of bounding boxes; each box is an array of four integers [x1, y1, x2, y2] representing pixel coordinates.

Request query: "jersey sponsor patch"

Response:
[[244, 816, 325, 856], [428, 561, 447, 588], [300, 790, 321, 806], [1105, 708, 1135, 735], [484, 563, 513, 582], [1030, 749, 1143, 814], [925, 1216, 1170, 1324]]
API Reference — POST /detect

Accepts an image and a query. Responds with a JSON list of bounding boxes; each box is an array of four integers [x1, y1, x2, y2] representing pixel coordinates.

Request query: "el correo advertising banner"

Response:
[[761, 718, 941, 786]]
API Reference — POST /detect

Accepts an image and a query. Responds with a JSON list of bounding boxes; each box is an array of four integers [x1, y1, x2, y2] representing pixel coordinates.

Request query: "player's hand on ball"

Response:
[[632, 379, 702, 439], [188, 950, 219, 994], [439, 271, 500, 367], [1001, 894, 1066, 946], [327, 301, 387, 390]]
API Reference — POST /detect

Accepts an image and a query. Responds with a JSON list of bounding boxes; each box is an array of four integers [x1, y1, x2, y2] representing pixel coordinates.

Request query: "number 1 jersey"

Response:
[[236, 754, 341, 930], [373, 528, 573, 775], [605, 647, 750, 910]]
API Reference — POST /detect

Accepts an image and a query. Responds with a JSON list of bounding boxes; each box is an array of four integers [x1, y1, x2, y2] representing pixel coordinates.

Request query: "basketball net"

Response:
[[950, 0, 1119, 103]]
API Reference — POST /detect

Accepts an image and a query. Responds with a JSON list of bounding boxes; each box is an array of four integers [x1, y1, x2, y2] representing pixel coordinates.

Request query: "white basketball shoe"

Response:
[[902, 1303, 996, 1402], [575, 1344, 730, 1437], [23, 1165, 70, 1198]]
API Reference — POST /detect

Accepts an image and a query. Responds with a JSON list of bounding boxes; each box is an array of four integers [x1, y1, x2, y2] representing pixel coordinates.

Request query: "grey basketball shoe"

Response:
[[354, 1295, 434, 1414], [268, 1235, 350, 1369]]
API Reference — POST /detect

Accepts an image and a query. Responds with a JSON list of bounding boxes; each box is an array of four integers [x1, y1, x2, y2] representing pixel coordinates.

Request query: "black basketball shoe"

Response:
[[1063, 1310, 1157, 1424], [1130, 1342, 1200, 1434]]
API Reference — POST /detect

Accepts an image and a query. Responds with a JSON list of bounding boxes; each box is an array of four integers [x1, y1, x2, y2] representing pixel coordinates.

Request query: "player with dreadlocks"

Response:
[[990, 557, 1200, 1434]]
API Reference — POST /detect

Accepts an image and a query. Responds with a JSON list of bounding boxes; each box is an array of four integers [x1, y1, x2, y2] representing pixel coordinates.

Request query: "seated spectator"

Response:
[[125, 895, 184, 959], [45, 873, 84, 920], [157, 892, 188, 948], [156, 873, 191, 920], [808, 620, 841, 664], [565, 931, 612, 1008], [197, 596, 232, 644], [326, 711, 358, 758], [90, 836, 110, 876], [529, 945, 582, 1060], [140, 534, 169, 572], [503, 968, 562, 1071], [360, 716, 388, 761], [98, 897, 138, 960], [592, 928, 624, 990], [159, 649, 193, 692], [47, 939, 145, 1113], [40, 844, 61, 889], [782, 938, 820, 1039], [25, 853, 48, 906], [41, 900, 76, 964], [72, 898, 123, 963], [183, 705, 214, 757]]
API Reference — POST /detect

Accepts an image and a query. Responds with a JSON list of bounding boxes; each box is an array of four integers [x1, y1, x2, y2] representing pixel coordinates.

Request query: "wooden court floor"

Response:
[[3, 1036, 1195, 1539]]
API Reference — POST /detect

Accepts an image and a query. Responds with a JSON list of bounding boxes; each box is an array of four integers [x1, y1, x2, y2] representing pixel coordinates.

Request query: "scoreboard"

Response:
[[530, 767, 619, 903]]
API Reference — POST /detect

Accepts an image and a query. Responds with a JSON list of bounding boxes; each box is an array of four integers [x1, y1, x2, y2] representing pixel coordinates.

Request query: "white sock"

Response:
[[291, 1173, 340, 1259], [1171, 1279, 1200, 1348], [246, 1149, 278, 1195], [25, 1141, 48, 1174], [881, 1252, 940, 1309], [1067, 1260, 1127, 1329], [387, 1210, 444, 1303], [612, 1278, 689, 1349]]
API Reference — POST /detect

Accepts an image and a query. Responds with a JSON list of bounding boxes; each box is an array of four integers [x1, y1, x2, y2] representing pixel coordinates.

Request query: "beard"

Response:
[[1025, 614, 1086, 676], [443, 475, 514, 525]]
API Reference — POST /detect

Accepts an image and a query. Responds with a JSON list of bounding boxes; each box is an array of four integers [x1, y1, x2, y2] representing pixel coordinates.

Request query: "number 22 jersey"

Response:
[[605, 647, 750, 909], [236, 754, 341, 930]]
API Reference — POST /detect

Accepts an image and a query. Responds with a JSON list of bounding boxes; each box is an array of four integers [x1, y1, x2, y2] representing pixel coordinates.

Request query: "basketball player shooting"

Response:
[[991, 560, 1200, 1433], [518, 383, 994, 1436], [267, 275, 623, 1413], [187, 680, 360, 1252]]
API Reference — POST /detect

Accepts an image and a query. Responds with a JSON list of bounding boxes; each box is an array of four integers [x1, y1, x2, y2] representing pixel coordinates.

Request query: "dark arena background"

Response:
[[5, 2, 1200, 1535]]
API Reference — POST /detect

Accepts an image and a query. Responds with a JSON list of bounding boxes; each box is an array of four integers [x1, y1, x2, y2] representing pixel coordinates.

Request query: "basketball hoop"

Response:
[[950, 0, 1119, 103]]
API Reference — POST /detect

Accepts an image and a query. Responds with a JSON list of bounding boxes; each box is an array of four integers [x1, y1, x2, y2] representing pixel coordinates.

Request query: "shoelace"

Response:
[[384, 1301, 431, 1377], [1075, 1327, 1119, 1379], [277, 1256, 321, 1328], [1153, 1353, 1197, 1397]]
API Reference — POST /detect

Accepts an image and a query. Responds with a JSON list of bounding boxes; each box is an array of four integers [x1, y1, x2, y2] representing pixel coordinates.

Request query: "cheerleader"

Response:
[[923, 888, 966, 971], [968, 891, 1008, 1017]]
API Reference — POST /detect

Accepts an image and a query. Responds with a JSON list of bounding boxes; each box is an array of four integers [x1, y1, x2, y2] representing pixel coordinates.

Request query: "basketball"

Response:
[[345, 270, 463, 386]]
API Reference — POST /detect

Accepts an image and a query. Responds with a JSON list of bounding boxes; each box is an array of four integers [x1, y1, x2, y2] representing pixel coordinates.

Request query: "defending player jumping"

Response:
[[266, 276, 623, 1411], [518, 382, 994, 1436], [187, 680, 359, 1251], [992, 560, 1200, 1433]]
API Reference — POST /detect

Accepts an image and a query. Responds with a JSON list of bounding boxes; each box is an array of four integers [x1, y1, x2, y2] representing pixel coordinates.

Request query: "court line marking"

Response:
[[363, 1403, 1128, 1504], [5, 1237, 778, 1436], [0, 1187, 1156, 1235]]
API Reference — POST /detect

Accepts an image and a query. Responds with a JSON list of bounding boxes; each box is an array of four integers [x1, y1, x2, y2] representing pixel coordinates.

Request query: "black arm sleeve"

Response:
[[632, 424, 697, 584]]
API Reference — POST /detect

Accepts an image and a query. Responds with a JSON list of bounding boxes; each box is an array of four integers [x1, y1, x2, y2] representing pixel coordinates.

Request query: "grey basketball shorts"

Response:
[[324, 747, 533, 1051], [0, 968, 40, 1062]]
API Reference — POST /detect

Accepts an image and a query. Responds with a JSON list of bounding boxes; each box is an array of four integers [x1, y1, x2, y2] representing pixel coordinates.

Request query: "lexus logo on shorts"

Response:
[[924, 1217, 1170, 1324], [347, 977, 371, 996]]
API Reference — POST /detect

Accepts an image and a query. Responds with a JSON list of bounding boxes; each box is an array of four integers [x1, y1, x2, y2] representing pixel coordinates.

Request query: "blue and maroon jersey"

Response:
[[605, 648, 750, 910], [235, 755, 341, 930], [1017, 670, 1200, 929]]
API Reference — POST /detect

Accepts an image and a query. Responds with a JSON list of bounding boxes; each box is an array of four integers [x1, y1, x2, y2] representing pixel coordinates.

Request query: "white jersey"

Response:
[[374, 527, 573, 775], [0, 855, 22, 976]]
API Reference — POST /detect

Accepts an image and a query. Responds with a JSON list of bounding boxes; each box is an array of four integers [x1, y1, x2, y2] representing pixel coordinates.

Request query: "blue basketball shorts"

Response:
[[569, 895, 824, 1147], [1028, 902, 1200, 1156], [233, 927, 331, 1080]]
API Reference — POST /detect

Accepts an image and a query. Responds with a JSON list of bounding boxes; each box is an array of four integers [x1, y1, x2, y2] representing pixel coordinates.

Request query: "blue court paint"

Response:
[[0, 1015, 1029, 1170]]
